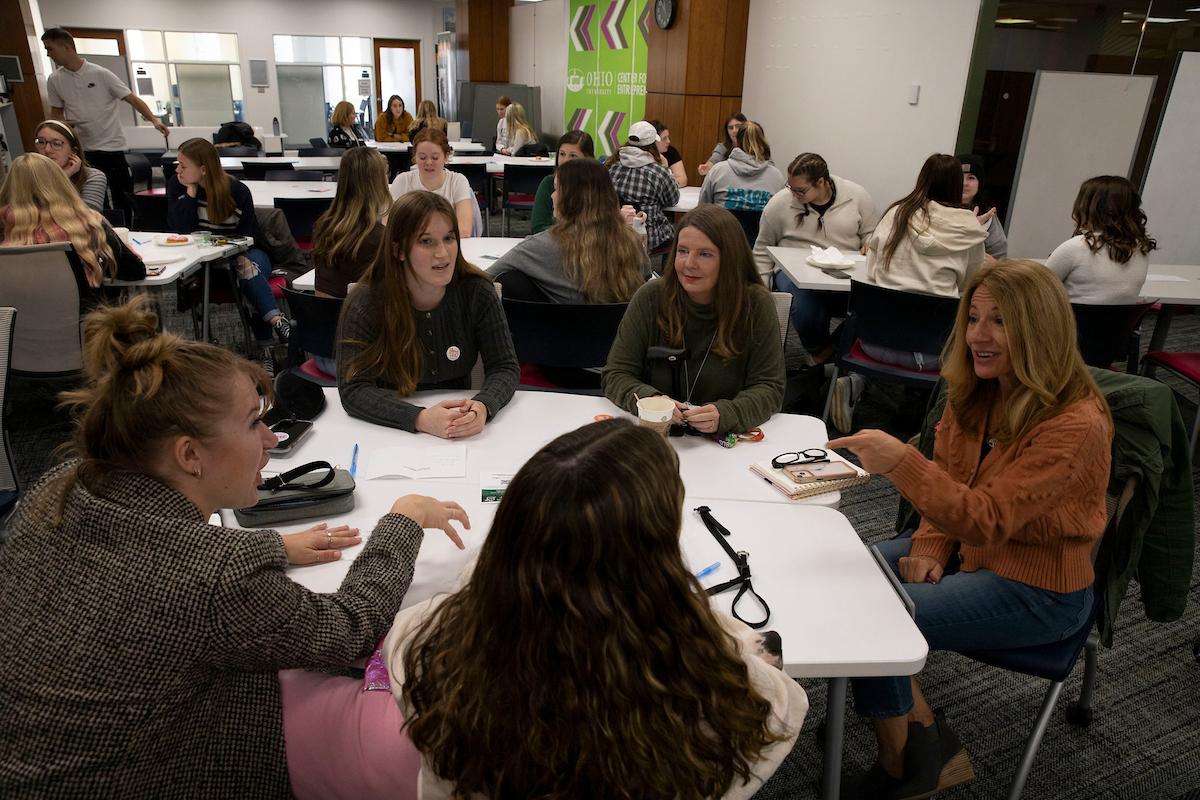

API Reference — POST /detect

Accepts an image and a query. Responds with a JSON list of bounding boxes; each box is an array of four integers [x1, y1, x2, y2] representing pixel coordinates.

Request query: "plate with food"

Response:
[[155, 234, 192, 247]]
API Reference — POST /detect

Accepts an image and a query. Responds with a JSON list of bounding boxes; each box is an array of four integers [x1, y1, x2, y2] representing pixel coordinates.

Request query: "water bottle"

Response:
[[272, 116, 281, 136], [632, 215, 647, 237]]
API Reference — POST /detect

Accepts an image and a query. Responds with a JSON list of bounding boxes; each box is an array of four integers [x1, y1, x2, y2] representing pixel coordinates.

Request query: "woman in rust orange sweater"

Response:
[[828, 259, 1112, 800]]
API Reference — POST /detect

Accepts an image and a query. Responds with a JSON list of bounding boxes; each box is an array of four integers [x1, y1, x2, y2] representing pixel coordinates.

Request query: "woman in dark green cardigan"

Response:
[[602, 204, 785, 436], [529, 130, 595, 234]]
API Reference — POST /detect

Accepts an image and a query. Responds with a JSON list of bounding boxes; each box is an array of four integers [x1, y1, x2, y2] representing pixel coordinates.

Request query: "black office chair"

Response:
[[127, 192, 168, 232], [274, 197, 334, 249], [501, 295, 628, 392], [267, 169, 324, 182], [1071, 302, 1154, 373], [501, 164, 550, 235], [309, 137, 328, 148], [281, 287, 343, 386], [382, 150, 411, 181], [822, 280, 959, 424], [241, 161, 290, 181], [727, 208, 764, 246], [447, 162, 491, 233], [101, 208, 127, 227], [221, 145, 261, 158], [124, 152, 154, 193], [298, 147, 344, 157]]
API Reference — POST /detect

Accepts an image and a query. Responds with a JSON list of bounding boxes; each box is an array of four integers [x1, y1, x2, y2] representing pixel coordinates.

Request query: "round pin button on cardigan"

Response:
[[446, 345, 461, 361]]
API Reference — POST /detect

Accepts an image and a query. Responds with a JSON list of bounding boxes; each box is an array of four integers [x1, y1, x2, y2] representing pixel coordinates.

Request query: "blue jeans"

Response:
[[851, 537, 1093, 718], [773, 270, 837, 350], [239, 247, 281, 344]]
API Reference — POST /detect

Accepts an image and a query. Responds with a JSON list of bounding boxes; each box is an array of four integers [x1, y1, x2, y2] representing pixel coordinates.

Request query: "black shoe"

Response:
[[272, 315, 291, 343], [840, 762, 905, 799], [257, 347, 276, 378], [930, 712, 974, 793]]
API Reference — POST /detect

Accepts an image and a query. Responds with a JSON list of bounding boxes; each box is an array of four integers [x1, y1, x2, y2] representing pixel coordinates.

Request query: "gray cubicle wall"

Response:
[[1006, 71, 1155, 259], [1141, 51, 1200, 265], [457, 82, 541, 147]]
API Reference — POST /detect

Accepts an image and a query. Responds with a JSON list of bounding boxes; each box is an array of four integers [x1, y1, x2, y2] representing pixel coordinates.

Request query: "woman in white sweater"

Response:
[[752, 152, 878, 360], [385, 419, 807, 800], [1046, 175, 1155, 304], [831, 154, 985, 431], [866, 153, 987, 303]]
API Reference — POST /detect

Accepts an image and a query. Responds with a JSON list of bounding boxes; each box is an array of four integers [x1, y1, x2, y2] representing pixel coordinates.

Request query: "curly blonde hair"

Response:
[[0, 153, 114, 286]]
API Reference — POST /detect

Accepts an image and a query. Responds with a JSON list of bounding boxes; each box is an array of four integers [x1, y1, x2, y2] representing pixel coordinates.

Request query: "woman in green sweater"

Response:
[[602, 205, 785, 436], [530, 130, 594, 234]]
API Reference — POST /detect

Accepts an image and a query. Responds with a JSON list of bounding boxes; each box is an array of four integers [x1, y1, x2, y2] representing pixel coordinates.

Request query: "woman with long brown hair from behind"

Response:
[[490, 157, 647, 303], [384, 418, 807, 799], [0, 153, 144, 312], [312, 147, 391, 299], [603, 204, 785, 436], [1046, 175, 1156, 304], [336, 191, 518, 438]]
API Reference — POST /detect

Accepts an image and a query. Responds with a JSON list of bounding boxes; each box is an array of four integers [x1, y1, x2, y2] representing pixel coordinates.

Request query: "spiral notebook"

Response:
[[749, 457, 870, 500]]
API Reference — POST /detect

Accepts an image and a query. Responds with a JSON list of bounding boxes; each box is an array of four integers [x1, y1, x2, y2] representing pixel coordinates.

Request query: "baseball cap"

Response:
[[627, 121, 661, 147]]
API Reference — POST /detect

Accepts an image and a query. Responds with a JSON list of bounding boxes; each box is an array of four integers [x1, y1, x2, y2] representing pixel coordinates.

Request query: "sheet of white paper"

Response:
[[363, 445, 466, 479], [1146, 273, 1190, 283]]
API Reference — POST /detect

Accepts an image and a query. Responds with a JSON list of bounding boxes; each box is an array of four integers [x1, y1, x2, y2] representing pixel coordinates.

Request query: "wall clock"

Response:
[[655, 0, 676, 30]]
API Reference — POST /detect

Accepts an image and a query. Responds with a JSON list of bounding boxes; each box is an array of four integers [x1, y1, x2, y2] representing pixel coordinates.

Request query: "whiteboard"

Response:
[[1141, 52, 1200, 265], [1006, 71, 1155, 259]]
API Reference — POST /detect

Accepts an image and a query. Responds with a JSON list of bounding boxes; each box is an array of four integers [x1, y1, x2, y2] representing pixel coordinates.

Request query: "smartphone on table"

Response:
[[268, 418, 313, 456]]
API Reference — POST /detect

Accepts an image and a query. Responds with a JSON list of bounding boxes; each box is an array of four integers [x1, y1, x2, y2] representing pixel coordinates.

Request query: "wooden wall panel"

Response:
[[644, 0, 748, 186], [456, 0, 510, 84], [720, 0, 749, 97], [685, 0, 727, 95], [0, 0, 47, 152]]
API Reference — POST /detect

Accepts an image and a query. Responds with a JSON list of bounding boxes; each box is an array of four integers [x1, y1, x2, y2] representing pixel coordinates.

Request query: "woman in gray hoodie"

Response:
[[698, 121, 784, 211]]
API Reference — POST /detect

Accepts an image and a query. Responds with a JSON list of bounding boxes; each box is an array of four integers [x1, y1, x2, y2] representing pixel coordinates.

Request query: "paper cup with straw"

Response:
[[636, 395, 675, 437]]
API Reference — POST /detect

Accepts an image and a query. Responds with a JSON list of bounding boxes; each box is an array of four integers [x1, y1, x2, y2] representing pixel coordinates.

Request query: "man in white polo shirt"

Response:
[[42, 26, 169, 215]]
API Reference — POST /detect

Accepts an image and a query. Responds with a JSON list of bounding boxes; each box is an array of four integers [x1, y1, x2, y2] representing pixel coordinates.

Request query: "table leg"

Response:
[[1147, 305, 1177, 354], [201, 262, 212, 342], [822, 677, 848, 800]]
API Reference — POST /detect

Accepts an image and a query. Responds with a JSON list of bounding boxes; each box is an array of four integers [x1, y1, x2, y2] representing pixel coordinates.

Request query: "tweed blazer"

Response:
[[0, 461, 425, 799]]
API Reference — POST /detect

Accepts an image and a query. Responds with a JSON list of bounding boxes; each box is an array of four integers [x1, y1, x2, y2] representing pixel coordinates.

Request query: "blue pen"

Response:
[[349, 443, 359, 479], [694, 561, 721, 580]]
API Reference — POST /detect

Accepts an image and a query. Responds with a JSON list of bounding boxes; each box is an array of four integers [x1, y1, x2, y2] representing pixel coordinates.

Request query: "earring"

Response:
[[193, 466, 202, 479]]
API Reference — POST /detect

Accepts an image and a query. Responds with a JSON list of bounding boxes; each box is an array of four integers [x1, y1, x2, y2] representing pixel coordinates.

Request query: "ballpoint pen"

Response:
[[694, 562, 721, 580], [350, 443, 359, 479]]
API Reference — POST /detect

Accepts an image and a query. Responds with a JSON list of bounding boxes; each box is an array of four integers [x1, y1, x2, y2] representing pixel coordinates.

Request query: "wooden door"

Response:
[[374, 39, 422, 116]]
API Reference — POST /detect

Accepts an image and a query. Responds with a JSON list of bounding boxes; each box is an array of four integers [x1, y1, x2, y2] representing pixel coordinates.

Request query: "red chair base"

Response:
[[268, 275, 286, 301], [1144, 351, 1200, 383], [298, 358, 337, 386]]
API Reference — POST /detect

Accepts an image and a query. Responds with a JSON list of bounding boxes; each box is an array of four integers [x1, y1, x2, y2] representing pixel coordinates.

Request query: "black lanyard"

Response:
[[694, 505, 771, 629]]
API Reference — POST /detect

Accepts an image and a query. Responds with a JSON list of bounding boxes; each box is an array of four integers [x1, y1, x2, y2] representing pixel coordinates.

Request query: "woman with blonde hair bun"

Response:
[[828, 259, 1112, 798], [0, 152, 144, 311], [0, 294, 468, 797], [385, 417, 806, 799], [698, 120, 784, 211]]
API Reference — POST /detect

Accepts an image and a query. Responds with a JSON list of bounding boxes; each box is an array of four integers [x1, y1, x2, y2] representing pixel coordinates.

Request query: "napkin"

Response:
[[809, 245, 855, 267]]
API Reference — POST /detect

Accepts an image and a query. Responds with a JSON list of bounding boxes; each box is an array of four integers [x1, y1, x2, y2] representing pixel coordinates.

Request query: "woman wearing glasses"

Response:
[[752, 153, 878, 363], [33, 120, 108, 212], [602, 204, 784, 436], [826, 260, 1111, 798]]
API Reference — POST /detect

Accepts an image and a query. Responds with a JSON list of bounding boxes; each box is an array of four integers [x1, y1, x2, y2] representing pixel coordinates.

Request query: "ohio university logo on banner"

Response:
[[564, 0, 650, 157]]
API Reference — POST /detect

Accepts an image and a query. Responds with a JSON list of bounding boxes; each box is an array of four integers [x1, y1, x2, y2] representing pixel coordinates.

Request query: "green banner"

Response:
[[564, 0, 650, 158]]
